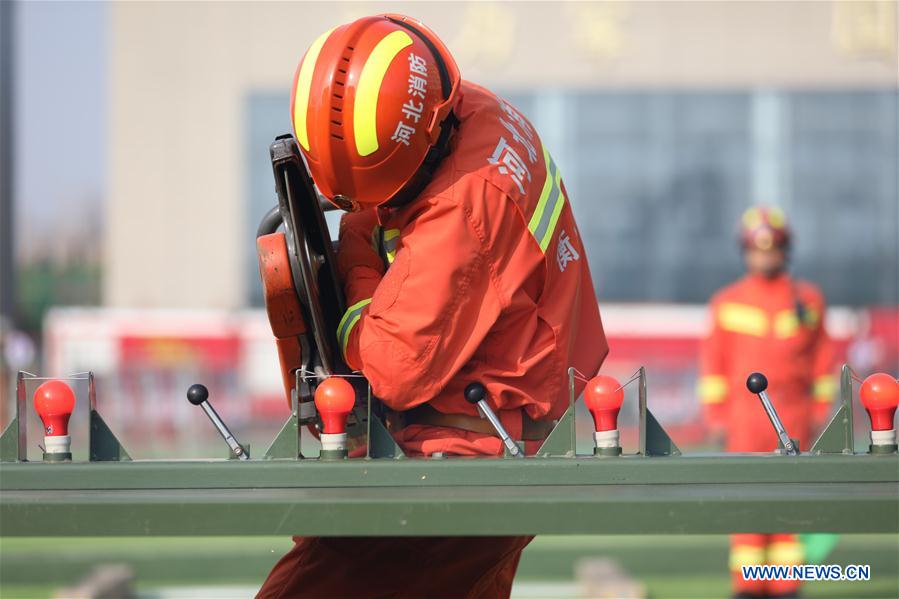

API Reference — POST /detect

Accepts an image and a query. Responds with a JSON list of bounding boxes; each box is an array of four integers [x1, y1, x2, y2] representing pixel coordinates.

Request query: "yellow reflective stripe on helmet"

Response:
[[293, 27, 336, 151], [767, 206, 787, 228], [729, 546, 766, 571], [528, 146, 567, 253], [354, 30, 413, 157], [768, 541, 804, 565], [742, 207, 763, 230], [381, 228, 400, 264], [698, 375, 728, 404], [337, 298, 372, 359], [813, 375, 838, 401], [774, 309, 800, 338], [718, 302, 769, 337]]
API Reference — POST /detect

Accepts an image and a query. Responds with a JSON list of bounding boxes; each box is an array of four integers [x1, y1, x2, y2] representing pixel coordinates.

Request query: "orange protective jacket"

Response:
[[336, 81, 608, 455], [699, 273, 836, 452]]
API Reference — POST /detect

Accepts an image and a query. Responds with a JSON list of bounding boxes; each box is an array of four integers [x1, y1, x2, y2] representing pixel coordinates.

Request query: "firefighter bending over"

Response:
[[258, 13, 607, 598]]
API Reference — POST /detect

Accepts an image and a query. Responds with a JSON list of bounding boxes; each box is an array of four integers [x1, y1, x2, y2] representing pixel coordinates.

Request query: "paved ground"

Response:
[[1, 534, 896, 598]]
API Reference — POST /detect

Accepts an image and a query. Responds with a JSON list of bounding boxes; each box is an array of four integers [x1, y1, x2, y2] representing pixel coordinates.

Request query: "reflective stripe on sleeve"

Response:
[[698, 375, 728, 404], [337, 298, 373, 359], [813, 375, 838, 402], [528, 146, 567, 253]]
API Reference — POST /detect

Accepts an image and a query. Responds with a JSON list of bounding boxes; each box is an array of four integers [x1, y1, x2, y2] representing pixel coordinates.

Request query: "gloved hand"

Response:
[[337, 208, 385, 305]]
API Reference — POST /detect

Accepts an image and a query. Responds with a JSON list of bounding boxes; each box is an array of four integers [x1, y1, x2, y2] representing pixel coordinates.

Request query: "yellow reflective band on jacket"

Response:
[[381, 228, 400, 265], [293, 27, 336, 151], [354, 30, 413, 157], [813, 375, 838, 402], [729, 546, 766, 571], [528, 146, 567, 253], [768, 541, 804, 565], [718, 302, 769, 337], [774, 309, 800, 338], [698, 375, 728, 404], [337, 298, 373, 359]]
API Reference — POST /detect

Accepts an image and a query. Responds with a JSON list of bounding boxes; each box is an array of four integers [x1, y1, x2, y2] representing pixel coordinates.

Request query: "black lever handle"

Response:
[[746, 372, 768, 394], [186, 384, 249, 460], [187, 384, 209, 406], [464, 382, 487, 405]]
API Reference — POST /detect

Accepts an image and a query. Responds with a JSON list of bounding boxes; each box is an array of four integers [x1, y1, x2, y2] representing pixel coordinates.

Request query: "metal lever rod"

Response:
[[464, 383, 523, 458], [187, 384, 249, 460], [757, 390, 798, 455], [746, 373, 799, 455]]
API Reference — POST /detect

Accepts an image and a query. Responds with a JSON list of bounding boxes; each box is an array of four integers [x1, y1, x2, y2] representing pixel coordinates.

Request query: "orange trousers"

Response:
[[730, 533, 803, 596], [257, 429, 542, 598], [256, 535, 533, 598]]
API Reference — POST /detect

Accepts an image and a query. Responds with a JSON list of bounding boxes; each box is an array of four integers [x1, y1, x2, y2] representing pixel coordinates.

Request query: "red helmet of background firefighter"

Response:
[[739, 205, 792, 278], [700, 204, 835, 598], [261, 13, 608, 599]]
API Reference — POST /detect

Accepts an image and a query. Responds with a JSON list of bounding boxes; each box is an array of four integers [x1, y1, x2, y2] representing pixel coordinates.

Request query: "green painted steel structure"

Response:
[[2, 366, 897, 537], [1, 455, 897, 536]]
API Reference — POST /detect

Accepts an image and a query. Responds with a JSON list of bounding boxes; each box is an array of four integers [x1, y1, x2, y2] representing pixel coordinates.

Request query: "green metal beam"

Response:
[[1, 455, 896, 536], [3, 455, 895, 490], [1, 483, 894, 537]]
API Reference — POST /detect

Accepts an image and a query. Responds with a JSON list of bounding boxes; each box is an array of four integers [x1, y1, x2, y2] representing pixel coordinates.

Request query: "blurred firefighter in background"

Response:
[[699, 205, 835, 598], [258, 13, 606, 598]]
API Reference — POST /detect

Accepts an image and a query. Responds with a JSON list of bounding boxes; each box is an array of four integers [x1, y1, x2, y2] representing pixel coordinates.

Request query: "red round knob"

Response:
[[860, 373, 899, 432], [34, 380, 76, 437], [314, 377, 356, 434], [584, 375, 624, 432]]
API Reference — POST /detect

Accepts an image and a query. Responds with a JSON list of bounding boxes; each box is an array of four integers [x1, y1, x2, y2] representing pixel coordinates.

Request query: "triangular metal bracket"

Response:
[[535, 405, 576, 457], [367, 415, 405, 459], [367, 387, 405, 459], [537, 367, 578, 457], [89, 410, 132, 461], [643, 408, 682, 456], [810, 364, 855, 454], [264, 388, 303, 459], [638, 367, 681, 456], [264, 415, 302, 459], [87, 372, 131, 461], [0, 416, 22, 462]]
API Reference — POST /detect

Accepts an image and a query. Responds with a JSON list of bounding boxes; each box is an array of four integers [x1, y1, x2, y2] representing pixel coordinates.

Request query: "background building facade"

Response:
[[104, 1, 898, 309]]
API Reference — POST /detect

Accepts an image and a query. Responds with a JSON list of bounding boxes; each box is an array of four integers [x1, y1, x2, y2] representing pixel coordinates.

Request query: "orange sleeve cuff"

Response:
[[337, 298, 372, 369]]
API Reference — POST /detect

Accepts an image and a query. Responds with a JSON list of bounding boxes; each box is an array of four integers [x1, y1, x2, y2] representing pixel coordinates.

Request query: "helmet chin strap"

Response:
[[383, 111, 459, 209], [380, 15, 458, 210]]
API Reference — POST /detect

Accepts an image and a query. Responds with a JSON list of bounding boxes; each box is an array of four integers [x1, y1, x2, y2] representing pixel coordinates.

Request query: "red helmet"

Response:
[[739, 205, 792, 250], [290, 14, 461, 211]]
